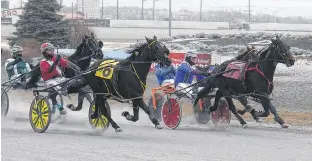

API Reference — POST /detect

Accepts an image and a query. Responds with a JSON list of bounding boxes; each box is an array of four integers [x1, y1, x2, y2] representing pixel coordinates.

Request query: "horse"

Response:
[[26, 33, 103, 110], [196, 46, 264, 123], [79, 35, 171, 132], [194, 36, 295, 128]]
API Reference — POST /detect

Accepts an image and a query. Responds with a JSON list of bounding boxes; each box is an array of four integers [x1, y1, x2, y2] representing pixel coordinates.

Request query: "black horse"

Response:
[[80, 36, 171, 132], [27, 33, 103, 110], [197, 46, 263, 123], [194, 36, 295, 128]]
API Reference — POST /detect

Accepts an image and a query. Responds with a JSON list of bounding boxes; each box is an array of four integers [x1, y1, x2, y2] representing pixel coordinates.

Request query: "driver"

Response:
[[39, 42, 69, 115], [155, 63, 176, 87], [5, 45, 32, 87], [174, 51, 209, 98]]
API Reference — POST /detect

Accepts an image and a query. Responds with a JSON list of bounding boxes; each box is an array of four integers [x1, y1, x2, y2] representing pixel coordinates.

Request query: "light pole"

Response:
[[141, 0, 147, 20], [117, 0, 119, 20], [248, 0, 251, 23], [169, 0, 172, 37], [101, 0, 104, 19], [200, 0, 202, 21]]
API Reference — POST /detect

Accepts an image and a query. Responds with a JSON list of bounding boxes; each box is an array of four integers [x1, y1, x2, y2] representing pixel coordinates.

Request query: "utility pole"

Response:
[[117, 0, 119, 20], [200, 0, 202, 21], [82, 0, 84, 16], [169, 0, 172, 37], [75, 1, 78, 19], [101, 0, 104, 19], [248, 0, 251, 23], [153, 0, 156, 20], [141, 0, 144, 20], [72, 2, 74, 19]]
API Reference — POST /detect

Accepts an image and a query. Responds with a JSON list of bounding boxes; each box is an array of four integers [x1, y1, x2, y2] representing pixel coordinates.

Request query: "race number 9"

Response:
[[102, 68, 112, 77]]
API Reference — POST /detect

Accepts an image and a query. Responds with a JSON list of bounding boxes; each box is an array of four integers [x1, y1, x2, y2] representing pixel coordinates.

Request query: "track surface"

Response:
[[2, 99, 312, 161]]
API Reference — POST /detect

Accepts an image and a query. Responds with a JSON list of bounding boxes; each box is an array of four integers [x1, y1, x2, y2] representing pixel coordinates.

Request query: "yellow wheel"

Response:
[[29, 95, 51, 133], [88, 99, 111, 132]]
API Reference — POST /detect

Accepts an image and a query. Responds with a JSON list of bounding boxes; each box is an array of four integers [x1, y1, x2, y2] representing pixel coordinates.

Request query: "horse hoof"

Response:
[[281, 124, 289, 128], [256, 118, 263, 123], [121, 111, 129, 117], [237, 110, 245, 115], [155, 125, 163, 129], [90, 113, 98, 119], [242, 124, 248, 129], [115, 128, 123, 133]]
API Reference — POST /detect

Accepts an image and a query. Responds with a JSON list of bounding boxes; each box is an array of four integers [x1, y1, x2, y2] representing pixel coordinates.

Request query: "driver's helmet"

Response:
[[185, 51, 197, 59], [40, 42, 55, 54], [11, 45, 23, 58]]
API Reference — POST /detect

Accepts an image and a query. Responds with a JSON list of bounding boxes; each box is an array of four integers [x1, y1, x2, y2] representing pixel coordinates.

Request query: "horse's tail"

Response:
[[194, 76, 215, 106]]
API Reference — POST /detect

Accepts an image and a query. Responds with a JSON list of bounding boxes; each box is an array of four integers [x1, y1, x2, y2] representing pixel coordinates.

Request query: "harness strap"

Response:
[[245, 63, 272, 92]]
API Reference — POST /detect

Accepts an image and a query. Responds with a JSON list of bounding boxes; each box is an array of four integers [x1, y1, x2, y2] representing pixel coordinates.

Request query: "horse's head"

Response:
[[144, 35, 171, 66], [269, 35, 295, 67], [81, 32, 103, 60]]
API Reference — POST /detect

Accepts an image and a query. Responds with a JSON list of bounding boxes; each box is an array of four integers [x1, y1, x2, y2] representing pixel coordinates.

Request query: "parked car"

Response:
[[229, 19, 250, 30]]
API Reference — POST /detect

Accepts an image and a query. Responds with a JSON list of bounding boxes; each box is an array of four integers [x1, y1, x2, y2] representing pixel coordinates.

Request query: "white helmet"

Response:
[[11, 45, 23, 57], [185, 51, 197, 59]]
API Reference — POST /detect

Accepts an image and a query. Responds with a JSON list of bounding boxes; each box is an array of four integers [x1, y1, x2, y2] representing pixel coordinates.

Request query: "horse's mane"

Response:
[[122, 43, 148, 62], [68, 42, 84, 60], [258, 44, 272, 60], [236, 49, 252, 60]]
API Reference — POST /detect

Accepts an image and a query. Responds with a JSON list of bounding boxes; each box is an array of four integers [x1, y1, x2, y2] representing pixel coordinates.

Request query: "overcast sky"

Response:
[[9, 0, 312, 18]]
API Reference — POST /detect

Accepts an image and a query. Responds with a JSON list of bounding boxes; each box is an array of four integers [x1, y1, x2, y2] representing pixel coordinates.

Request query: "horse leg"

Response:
[[210, 90, 223, 112], [121, 105, 140, 122], [258, 93, 289, 128], [122, 98, 163, 129], [67, 91, 92, 111], [236, 96, 261, 123], [225, 97, 248, 128], [96, 95, 122, 132]]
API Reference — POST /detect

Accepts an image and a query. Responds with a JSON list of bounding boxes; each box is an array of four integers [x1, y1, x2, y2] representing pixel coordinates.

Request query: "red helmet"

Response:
[[40, 42, 55, 54]]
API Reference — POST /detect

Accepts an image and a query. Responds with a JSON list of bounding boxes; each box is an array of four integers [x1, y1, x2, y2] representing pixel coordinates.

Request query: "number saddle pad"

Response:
[[95, 60, 119, 80]]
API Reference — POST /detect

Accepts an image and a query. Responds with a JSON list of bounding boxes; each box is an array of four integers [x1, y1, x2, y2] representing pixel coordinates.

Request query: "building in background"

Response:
[[77, 0, 101, 19], [1, 0, 9, 10]]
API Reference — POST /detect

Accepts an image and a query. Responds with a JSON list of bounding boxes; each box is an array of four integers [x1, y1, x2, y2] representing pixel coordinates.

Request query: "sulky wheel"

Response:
[[148, 93, 165, 123], [210, 97, 231, 130], [88, 99, 111, 132], [193, 96, 212, 124], [161, 97, 182, 129], [29, 95, 52, 133], [1, 87, 9, 117]]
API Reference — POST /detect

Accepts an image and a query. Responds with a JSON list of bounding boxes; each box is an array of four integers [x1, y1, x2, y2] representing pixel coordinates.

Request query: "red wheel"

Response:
[[161, 97, 182, 129], [210, 97, 231, 130]]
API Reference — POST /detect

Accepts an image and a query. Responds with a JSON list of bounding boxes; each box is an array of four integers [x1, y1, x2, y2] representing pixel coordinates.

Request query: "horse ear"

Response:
[[276, 35, 280, 40], [153, 35, 157, 40], [252, 45, 255, 49], [82, 36, 86, 42], [98, 41, 104, 49], [84, 34, 89, 39], [91, 32, 95, 39], [145, 36, 151, 42], [247, 46, 251, 51]]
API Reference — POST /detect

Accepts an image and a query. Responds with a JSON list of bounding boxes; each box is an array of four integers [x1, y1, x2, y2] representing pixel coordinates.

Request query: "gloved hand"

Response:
[[48, 55, 61, 73]]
